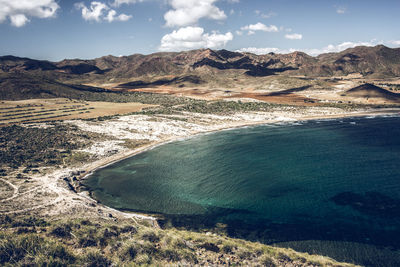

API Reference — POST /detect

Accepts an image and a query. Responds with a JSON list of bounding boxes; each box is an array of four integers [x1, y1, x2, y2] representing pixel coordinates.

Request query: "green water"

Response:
[[84, 116, 400, 266]]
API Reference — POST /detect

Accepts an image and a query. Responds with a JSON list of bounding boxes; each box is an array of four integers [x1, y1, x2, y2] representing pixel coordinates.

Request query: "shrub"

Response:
[[0, 234, 43, 264], [237, 248, 252, 259], [135, 254, 151, 265], [84, 251, 111, 267], [221, 243, 235, 254], [79, 236, 97, 247], [140, 229, 160, 242], [47, 244, 76, 264], [199, 242, 220, 253], [260, 254, 276, 267], [120, 225, 137, 234], [161, 248, 181, 262], [51, 224, 72, 238], [122, 244, 138, 261], [277, 252, 291, 262]]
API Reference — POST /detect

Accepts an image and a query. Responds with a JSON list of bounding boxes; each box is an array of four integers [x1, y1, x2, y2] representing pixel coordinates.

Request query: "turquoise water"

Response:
[[84, 116, 400, 266]]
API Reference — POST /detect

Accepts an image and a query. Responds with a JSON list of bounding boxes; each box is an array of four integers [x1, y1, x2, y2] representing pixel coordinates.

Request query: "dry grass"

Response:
[[0, 216, 360, 267]]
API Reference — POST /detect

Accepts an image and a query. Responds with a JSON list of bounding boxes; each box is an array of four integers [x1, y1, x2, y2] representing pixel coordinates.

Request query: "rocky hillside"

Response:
[[0, 45, 399, 99], [1, 45, 399, 79]]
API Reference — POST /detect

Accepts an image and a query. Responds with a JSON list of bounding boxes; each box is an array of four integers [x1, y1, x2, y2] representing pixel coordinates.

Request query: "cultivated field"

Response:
[[0, 98, 155, 125]]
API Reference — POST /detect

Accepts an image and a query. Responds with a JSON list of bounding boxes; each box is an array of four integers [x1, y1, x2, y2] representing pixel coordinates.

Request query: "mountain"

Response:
[[0, 45, 399, 100], [305, 45, 400, 77], [0, 72, 109, 100]]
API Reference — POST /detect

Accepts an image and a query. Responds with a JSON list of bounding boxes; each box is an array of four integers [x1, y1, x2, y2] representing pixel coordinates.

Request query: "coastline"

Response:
[[76, 108, 400, 220], [3, 107, 398, 222], [80, 108, 400, 182]]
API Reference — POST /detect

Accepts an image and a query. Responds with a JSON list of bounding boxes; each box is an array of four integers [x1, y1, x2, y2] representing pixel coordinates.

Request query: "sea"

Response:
[[84, 115, 400, 266]]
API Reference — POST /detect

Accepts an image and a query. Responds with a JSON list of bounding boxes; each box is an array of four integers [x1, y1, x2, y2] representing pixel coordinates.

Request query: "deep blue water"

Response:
[[84, 116, 400, 266]]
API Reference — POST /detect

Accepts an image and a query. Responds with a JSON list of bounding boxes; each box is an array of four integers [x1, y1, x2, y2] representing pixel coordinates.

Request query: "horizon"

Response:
[[2, 43, 399, 62], [1, 0, 399, 61]]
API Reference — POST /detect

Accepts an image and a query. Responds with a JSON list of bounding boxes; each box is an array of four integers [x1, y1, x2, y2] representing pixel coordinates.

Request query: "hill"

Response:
[[345, 83, 400, 101]]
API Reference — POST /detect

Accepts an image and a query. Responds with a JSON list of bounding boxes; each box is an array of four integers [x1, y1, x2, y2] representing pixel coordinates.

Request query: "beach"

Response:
[[2, 106, 399, 224]]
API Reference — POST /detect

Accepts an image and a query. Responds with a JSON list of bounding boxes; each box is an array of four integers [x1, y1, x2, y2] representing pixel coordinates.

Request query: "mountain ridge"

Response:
[[1, 45, 400, 79], [1, 45, 400, 101]]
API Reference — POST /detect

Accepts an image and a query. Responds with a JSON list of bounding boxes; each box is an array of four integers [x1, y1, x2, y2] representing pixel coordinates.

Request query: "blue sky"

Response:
[[0, 0, 399, 60]]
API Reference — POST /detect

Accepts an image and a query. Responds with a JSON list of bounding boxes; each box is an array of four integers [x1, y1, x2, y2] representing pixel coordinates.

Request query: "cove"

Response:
[[84, 116, 400, 266]]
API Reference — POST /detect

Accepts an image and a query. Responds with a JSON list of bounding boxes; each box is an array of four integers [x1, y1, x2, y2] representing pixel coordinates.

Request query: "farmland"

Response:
[[0, 98, 154, 125]]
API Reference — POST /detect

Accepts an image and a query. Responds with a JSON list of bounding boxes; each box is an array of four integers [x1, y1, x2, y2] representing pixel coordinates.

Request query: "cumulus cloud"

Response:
[[75, 1, 132, 22], [75, 1, 107, 22], [240, 22, 278, 35], [0, 0, 59, 27], [159, 26, 233, 51], [112, 0, 145, 7], [285, 33, 302, 40], [106, 10, 132, 22], [164, 0, 227, 27], [237, 40, 384, 56]]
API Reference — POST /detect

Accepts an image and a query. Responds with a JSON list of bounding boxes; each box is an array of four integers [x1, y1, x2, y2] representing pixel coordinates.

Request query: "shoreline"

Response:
[[81, 108, 400, 181], [77, 108, 400, 219]]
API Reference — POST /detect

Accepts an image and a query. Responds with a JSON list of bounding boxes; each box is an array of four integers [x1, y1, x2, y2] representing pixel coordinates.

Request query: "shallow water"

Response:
[[84, 116, 400, 266]]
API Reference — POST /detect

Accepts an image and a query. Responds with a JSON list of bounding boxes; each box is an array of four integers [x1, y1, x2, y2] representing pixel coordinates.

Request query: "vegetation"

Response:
[[136, 99, 288, 116], [0, 215, 357, 267], [0, 124, 98, 170]]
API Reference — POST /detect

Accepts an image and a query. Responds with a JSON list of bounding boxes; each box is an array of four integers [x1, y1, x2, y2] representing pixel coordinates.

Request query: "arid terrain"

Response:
[[1, 45, 400, 266]]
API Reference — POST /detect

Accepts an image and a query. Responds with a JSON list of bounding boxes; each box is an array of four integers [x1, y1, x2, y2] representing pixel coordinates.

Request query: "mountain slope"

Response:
[[0, 45, 400, 100], [1, 45, 400, 80], [345, 83, 400, 101]]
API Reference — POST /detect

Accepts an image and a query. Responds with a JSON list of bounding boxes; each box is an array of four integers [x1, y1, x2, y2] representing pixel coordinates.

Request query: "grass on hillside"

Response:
[[0, 215, 357, 267]]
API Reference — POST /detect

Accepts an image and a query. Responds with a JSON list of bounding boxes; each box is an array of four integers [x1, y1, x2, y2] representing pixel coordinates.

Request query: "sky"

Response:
[[0, 0, 399, 61]]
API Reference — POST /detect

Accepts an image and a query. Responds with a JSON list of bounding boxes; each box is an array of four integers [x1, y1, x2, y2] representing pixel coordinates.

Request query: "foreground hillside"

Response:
[[0, 215, 360, 267]]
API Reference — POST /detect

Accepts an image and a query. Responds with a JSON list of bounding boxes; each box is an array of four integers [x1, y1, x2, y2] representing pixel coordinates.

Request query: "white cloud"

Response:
[[75, 1, 108, 22], [75, 1, 132, 23], [240, 22, 279, 34], [285, 33, 302, 40], [106, 10, 132, 22], [164, 0, 227, 27], [9, 14, 29, 27], [237, 47, 293, 55], [159, 26, 233, 51], [112, 0, 144, 7], [308, 41, 378, 55], [336, 7, 346, 14], [0, 0, 59, 27], [254, 10, 276, 19], [235, 30, 243, 36], [237, 41, 386, 56], [388, 40, 400, 46]]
